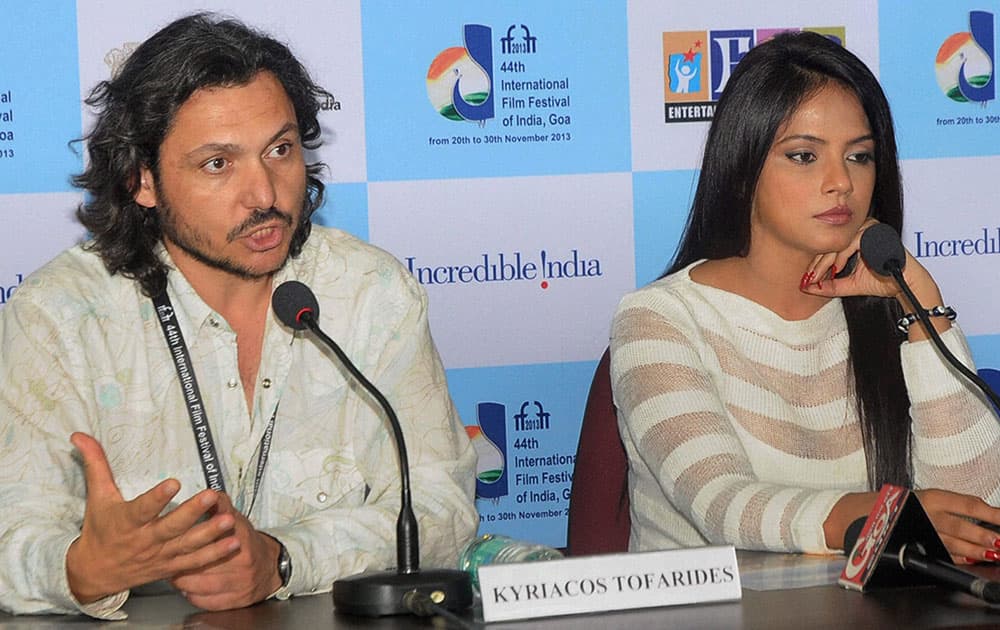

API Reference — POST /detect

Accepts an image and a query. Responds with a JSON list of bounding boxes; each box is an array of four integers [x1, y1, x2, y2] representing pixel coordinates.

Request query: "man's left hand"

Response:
[[170, 493, 282, 610]]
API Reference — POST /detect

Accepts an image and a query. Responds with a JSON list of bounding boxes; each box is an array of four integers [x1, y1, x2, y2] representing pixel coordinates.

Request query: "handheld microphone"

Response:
[[271, 280, 472, 617], [845, 517, 1000, 604], [859, 223, 1000, 411]]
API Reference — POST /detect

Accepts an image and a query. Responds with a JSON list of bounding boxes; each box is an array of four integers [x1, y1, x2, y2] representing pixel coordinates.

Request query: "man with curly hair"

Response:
[[0, 13, 476, 618]]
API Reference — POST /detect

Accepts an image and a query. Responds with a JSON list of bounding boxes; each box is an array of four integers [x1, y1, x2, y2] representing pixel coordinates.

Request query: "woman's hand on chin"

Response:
[[800, 219, 941, 311]]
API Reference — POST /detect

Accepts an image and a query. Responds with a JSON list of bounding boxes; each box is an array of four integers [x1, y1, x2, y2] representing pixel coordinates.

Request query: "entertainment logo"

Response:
[[935, 11, 994, 104], [662, 26, 845, 123], [427, 24, 496, 123]]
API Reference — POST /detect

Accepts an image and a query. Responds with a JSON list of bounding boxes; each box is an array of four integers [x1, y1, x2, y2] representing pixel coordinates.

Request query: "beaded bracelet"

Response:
[[896, 305, 957, 334]]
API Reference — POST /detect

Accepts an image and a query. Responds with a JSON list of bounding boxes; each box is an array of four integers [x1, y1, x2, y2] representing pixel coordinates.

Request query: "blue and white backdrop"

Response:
[[2, 1, 998, 547]]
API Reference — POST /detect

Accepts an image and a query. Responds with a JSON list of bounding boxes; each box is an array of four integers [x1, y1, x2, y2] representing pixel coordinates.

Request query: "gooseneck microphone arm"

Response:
[[271, 280, 419, 573], [271, 280, 472, 617], [297, 309, 420, 574], [888, 269, 1000, 411], [860, 224, 1000, 412]]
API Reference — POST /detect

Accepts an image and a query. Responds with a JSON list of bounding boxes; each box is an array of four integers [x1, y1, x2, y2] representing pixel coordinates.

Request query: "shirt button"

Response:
[[209, 317, 220, 328], [262, 378, 272, 388], [227, 378, 238, 388], [317, 492, 328, 503]]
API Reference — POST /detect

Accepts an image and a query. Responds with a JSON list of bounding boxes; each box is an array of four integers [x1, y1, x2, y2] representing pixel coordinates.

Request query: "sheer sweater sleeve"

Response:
[[610, 284, 851, 554], [902, 327, 1000, 503]]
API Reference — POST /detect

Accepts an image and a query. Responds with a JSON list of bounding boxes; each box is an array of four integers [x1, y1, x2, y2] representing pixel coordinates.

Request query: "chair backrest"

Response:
[[566, 347, 631, 555]]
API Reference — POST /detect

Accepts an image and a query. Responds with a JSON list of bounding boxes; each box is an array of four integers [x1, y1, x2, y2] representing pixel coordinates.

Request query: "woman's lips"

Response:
[[814, 206, 854, 226]]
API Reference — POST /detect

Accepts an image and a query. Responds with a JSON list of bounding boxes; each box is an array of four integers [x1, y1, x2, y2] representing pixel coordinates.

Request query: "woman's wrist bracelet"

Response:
[[896, 305, 957, 335]]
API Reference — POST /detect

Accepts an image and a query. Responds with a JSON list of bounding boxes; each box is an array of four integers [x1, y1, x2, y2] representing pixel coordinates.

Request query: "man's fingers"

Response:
[[208, 491, 238, 517], [179, 571, 259, 612], [169, 511, 238, 556], [166, 535, 241, 580], [71, 432, 123, 503], [150, 490, 222, 541], [172, 566, 232, 599], [124, 478, 182, 526]]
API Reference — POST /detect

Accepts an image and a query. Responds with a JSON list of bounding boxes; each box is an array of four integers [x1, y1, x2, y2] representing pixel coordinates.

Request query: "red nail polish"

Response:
[[985, 550, 1000, 562], [994, 538, 1000, 549], [966, 556, 981, 564], [831, 264, 838, 277], [802, 271, 814, 289], [817, 277, 823, 289], [799, 272, 809, 290]]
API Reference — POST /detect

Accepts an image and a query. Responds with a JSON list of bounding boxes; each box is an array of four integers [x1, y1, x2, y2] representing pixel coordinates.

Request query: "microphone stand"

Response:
[[884, 265, 1000, 412], [281, 299, 472, 617], [859, 223, 1000, 412]]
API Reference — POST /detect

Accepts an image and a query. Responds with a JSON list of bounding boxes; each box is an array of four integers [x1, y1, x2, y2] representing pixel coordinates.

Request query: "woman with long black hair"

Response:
[[611, 31, 1000, 561]]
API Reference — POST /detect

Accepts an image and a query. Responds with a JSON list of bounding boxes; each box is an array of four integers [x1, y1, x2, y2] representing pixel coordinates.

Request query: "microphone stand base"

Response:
[[332, 568, 473, 617]]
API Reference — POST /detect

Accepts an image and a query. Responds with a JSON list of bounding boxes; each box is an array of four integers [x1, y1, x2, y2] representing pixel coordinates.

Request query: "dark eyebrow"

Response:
[[267, 122, 300, 146], [184, 122, 300, 160], [774, 133, 874, 146]]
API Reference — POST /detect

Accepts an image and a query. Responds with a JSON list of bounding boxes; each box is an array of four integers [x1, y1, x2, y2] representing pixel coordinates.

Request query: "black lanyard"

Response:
[[152, 291, 276, 516]]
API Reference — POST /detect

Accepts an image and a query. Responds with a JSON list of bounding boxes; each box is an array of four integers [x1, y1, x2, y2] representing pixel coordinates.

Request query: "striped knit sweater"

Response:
[[610, 262, 1000, 554]]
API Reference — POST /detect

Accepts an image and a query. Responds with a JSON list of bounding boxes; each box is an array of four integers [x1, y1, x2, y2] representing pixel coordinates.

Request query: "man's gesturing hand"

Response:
[[65, 432, 241, 603], [170, 492, 283, 611]]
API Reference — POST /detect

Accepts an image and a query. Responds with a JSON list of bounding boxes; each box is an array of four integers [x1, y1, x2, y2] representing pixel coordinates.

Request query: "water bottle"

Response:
[[458, 533, 563, 589]]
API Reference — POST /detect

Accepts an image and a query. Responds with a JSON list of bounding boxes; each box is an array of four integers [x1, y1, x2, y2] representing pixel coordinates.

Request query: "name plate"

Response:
[[477, 545, 741, 622]]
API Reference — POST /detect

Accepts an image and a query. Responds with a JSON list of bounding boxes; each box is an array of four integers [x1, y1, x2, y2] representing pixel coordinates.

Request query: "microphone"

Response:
[[858, 222, 906, 277], [271, 280, 472, 617], [271, 281, 319, 332], [845, 517, 1000, 604], [859, 223, 1000, 411]]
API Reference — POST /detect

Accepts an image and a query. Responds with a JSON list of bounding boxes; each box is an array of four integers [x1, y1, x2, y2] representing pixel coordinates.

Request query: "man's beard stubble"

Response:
[[158, 198, 307, 281]]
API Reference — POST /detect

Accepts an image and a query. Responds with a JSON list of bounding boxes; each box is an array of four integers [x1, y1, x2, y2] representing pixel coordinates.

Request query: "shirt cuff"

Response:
[[75, 590, 129, 620], [794, 490, 850, 555], [60, 534, 129, 619], [268, 585, 293, 601]]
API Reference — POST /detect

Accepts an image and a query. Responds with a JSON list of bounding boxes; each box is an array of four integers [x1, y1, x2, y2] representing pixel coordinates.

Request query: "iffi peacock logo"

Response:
[[466, 402, 508, 500], [935, 10, 995, 104], [426, 24, 495, 123]]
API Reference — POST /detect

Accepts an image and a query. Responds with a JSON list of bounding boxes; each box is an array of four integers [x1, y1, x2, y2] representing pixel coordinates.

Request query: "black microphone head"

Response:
[[844, 516, 868, 552], [272, 280, 320, 331], [982, 581, 1000, 604], [860, 223, 906, 277]]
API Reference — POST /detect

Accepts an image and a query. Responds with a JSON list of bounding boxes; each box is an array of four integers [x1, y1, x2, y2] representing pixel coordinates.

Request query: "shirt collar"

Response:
[[157, 243, 224, 336], [155, 240, 308, 336]]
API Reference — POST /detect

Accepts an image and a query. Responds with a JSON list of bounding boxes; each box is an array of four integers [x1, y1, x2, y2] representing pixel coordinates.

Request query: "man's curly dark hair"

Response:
[[73, 12, 331, 297]]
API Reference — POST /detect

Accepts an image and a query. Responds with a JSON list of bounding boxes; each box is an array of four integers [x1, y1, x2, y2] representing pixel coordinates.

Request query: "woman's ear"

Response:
[[134, 167, 158, 208]]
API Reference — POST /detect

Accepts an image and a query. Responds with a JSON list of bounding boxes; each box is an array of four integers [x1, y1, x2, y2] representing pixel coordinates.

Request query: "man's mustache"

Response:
[[227, 207, 294, 242]]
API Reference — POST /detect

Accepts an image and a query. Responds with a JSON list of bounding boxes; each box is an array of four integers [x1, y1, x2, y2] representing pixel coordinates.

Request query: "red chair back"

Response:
[[566, 347, 631, 555]]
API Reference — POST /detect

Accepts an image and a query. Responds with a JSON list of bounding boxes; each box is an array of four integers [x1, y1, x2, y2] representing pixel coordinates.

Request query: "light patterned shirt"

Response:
[[611, 262, 1000, 554], [0, 226, 477, 617]]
